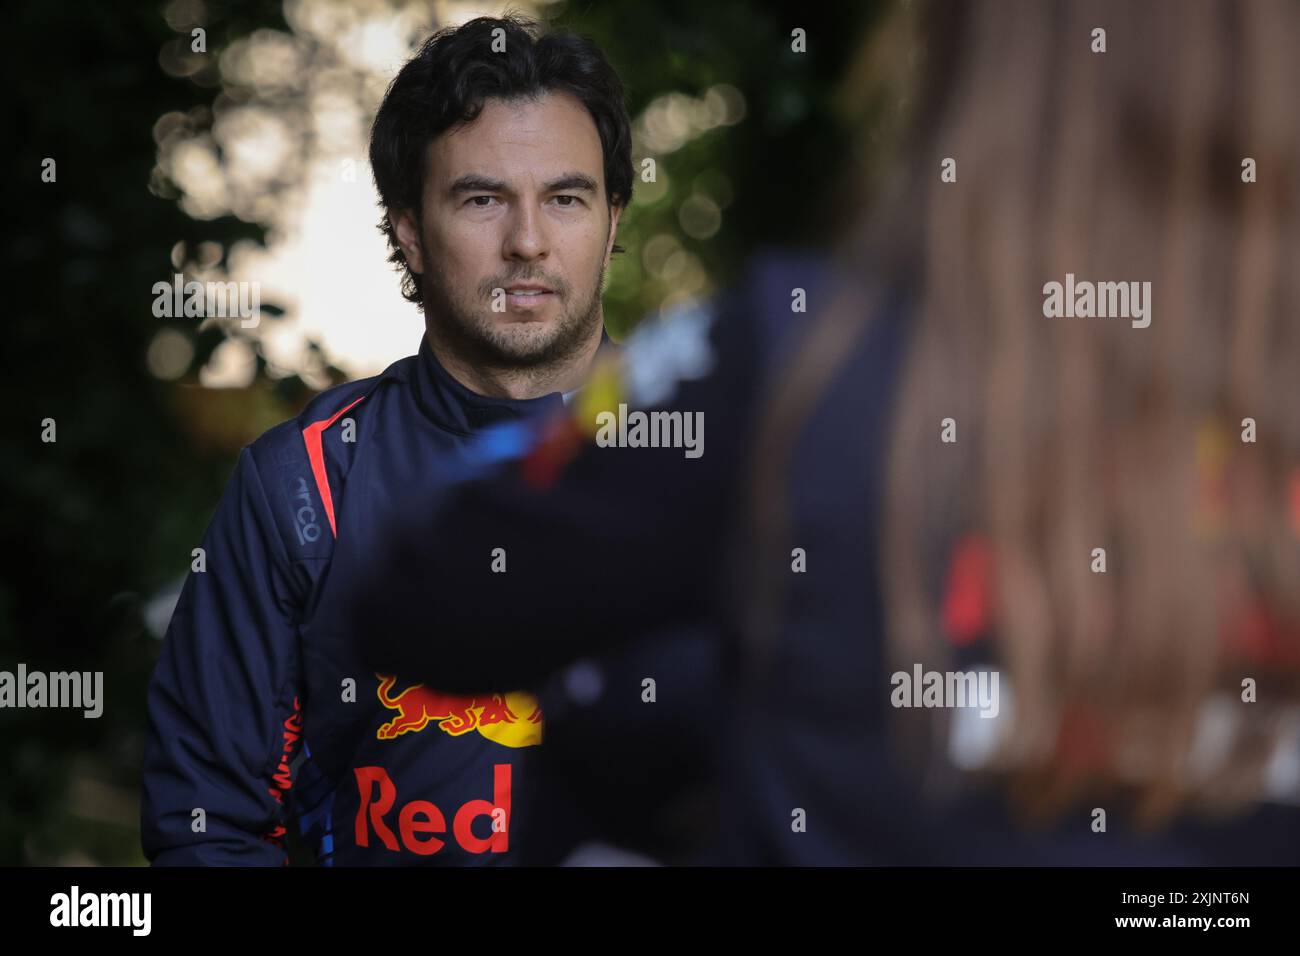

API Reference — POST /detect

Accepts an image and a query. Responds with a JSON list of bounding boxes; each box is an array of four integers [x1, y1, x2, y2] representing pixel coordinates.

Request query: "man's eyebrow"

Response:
[[542, 172, 598, 194], [448, 175, 508, 195]]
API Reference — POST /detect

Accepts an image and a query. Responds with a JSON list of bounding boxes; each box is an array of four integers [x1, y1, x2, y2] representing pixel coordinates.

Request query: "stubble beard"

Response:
[[420, 253, 607, 374]]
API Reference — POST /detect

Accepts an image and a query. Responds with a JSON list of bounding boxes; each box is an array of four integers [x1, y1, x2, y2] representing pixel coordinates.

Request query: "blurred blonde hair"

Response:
[[751, 0, 1300, 829]]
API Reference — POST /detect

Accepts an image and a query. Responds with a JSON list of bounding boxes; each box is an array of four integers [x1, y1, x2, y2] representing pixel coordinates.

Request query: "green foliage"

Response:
[[560, 0, 870, 335], [2, 0, 294, 865]]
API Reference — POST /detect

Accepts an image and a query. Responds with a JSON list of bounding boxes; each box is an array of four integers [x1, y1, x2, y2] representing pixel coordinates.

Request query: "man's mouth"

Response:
[[502, 285, 555, 310]]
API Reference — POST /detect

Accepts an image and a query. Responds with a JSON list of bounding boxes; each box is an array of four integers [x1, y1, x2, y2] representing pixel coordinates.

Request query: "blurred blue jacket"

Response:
[[344, 250, 1300, 865]]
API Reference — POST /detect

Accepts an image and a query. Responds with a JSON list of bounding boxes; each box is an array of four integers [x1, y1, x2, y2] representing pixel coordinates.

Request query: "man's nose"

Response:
[[502, 201, 548, 261]]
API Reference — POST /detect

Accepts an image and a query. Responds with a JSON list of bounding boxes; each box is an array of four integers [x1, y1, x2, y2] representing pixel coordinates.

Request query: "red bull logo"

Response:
[[374, 674, 543, 748], [354, 764, 511, 855]]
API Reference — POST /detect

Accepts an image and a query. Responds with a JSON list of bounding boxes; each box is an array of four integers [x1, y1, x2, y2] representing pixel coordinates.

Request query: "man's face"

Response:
[[391, 90, 622, 369]]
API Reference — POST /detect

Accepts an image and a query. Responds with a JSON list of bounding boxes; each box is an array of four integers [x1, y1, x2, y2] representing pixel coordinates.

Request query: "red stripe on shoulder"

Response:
[[301, 396, 366, 538]]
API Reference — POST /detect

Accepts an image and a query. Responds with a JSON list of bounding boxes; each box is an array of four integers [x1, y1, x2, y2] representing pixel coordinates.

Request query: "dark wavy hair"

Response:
[[369, 14, 634, 308]]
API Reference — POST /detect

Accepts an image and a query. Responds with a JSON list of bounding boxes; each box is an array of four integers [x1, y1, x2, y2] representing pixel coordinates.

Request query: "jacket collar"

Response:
[[409, 328, 613, 434]]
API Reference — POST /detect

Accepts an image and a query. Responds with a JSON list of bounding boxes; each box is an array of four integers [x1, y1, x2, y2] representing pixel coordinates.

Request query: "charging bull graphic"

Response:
[[374, 675, 543, 748]]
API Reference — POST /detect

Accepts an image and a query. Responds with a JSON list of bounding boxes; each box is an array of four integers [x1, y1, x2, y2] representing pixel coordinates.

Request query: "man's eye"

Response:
[[552, 195, 580, 207], [468, 196, 497, 207]]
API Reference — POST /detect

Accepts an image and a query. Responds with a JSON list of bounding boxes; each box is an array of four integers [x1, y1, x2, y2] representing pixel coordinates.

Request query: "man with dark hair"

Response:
[[371, 13, 632, 397], [141, 14, 632, 865]]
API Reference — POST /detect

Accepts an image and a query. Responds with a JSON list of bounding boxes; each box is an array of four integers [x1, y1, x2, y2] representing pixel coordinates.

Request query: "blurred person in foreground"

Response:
[[340, 0, 1300, 864]]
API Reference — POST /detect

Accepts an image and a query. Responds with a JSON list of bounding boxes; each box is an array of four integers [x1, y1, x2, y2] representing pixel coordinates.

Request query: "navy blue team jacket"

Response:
[[141, 332, 596, 866]]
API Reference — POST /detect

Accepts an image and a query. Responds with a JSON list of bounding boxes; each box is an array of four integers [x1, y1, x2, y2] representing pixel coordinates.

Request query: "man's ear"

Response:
[[603, 203, 624, 266], [389, 208, 425, 275]]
